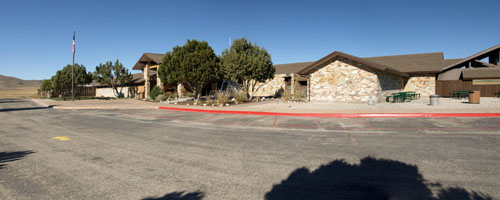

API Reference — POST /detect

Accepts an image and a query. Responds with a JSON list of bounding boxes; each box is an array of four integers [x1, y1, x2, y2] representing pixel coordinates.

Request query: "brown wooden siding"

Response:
[[51, 86, 96, 97], [436, 80, 500, 97]]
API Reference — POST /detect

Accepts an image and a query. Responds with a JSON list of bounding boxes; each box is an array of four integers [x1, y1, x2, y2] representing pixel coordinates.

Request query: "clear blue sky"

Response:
[[1, 0, 499, 80]]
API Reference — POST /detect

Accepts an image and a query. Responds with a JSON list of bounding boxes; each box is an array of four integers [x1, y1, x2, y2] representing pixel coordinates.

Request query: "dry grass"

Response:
[[0, 87, 38, 98], [216, 91, 230, 105]]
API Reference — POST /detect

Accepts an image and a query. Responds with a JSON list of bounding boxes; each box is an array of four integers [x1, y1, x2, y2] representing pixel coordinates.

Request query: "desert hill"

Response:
[[0, 75, 41, 91], [0, 75, 41, 98]]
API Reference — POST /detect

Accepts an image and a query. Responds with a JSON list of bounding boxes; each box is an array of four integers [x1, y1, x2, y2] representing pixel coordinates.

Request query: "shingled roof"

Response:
[[462, 68, 500, 80], [132, 53, 164, 70], [297, 51, 409, 77], [274, 62, 314, 74], [364, 52, 445, 74], [444, 58, 463, 66]]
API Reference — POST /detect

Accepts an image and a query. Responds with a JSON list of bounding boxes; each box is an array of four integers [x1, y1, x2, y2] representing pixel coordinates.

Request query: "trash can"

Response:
[[469, 90, 480, 104], [430, 95, 439, 106]]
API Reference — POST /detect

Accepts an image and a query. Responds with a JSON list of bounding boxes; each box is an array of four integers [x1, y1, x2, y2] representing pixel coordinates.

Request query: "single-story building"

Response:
[[255, 51, 460, 102], [251, 62, 313, 97], [92, 73, 149, 98], [435, 44, 500, 97], [133, 44, 499, 102], [132, 53, 184, 99], [255, 44, 500, 102]]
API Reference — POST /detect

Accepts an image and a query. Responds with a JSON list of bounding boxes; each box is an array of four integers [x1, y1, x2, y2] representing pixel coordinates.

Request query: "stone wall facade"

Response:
[[248, 59, 436, 101], [250, 74, 286, 96], [403, 74, 436, 96], [309, 58, 404, 102], [96, 87, 133, 98]]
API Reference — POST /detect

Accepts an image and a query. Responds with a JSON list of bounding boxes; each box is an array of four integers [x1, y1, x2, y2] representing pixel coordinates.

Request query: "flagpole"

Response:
[[72, 31, 75, 101]]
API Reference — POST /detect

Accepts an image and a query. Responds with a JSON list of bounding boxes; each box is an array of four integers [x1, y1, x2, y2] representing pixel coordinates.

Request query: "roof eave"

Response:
[[407, 71, 441, 75], [441, 44, 500, 72]]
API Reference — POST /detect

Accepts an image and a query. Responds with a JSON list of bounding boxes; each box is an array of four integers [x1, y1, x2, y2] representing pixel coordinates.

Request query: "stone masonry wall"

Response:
[[309, 58, 403, 102], [403, 74, 435, 96], [250, 74, 286, 96]]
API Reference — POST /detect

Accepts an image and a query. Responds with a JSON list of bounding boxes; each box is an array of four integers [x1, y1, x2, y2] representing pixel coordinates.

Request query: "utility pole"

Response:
[[72, 31, 75, 101]]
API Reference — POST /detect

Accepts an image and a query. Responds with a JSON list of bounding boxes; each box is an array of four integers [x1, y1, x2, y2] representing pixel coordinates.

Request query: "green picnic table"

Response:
[[495, 91, 500, 98], [386, 91, 420, 103], [450, 90, 469, 99]]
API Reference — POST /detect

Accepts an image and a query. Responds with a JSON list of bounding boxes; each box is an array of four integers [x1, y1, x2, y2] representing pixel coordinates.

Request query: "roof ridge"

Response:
[[297, 51, 408, 77], [275, 61, 314, 66], [363, 52, 443, 59]]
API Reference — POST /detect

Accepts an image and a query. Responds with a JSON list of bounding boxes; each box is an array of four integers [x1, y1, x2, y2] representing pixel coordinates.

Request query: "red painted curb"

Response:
[[158, 106, 500, 118]]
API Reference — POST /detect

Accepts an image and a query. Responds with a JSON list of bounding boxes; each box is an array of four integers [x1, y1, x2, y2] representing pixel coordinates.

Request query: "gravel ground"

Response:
[[236, 97, 500, 113]]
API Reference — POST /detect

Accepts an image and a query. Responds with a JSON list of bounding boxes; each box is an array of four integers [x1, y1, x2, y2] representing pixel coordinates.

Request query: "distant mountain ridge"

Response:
[[0, 74, 42, 90]]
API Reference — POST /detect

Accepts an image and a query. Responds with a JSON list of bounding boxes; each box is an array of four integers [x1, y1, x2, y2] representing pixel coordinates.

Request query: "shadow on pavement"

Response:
[[0, 99, 28, 104], [265, 157, 492, 200], [0, 150, 35, 169], [437, 187, 493, 200], [0, 106, 53, 112], [142, 191, 204, 200]]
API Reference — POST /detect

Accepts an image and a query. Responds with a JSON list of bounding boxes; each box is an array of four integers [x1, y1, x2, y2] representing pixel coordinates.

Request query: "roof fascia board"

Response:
[[442, 44, 500, 72]]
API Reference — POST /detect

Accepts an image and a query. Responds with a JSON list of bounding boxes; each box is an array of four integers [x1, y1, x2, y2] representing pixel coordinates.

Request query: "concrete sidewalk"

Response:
[[32, 98, 159, 110], [33, 97, 500, 114]]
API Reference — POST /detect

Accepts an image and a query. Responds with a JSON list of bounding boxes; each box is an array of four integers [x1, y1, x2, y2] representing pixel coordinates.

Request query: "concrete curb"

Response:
[[158, 106, 500, 118], [52, 106, 159, 110], [30, 99, 52, 108]]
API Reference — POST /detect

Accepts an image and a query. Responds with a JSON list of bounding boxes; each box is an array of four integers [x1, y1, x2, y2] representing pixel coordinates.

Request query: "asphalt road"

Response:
[[1, 99, 499, 200]]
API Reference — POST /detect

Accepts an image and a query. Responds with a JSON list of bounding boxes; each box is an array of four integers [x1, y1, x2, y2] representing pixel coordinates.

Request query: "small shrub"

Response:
[[150, 86, 163, 101], [155, 94, 163, 102], [274, 88, 284, 98], [232, 88, 247, 103], [216, 91, 230, 105], [282, 90, 291, 102], [206, 97, 212, 105], [169, 94, 178, 99], [156, 94, 169, 102]]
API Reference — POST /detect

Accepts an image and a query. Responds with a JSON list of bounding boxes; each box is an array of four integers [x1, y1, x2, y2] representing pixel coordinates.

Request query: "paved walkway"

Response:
[[34, 97, 500, 114], [34, 98, 159, 110]]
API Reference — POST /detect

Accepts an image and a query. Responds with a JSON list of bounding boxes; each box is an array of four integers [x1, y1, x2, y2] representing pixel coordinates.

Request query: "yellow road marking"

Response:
[[52, 136, 71, 141]]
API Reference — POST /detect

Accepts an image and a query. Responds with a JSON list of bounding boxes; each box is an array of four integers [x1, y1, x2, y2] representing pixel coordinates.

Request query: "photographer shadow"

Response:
[[265, 157, 492, 200]]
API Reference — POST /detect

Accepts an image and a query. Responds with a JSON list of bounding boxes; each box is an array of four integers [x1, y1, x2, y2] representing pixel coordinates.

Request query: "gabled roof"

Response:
[[364, 52, 445, 73], [297, 51, 409, 77], [274, 62, 314, 74], [444, 58, 462, 66], [442, 44, 500, 71], [473, 60, 499, 68], [132, 53, 164, 70]]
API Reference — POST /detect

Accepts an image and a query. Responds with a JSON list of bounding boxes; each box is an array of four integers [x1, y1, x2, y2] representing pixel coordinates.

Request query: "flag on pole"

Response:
[[72, 32, 75, 53]]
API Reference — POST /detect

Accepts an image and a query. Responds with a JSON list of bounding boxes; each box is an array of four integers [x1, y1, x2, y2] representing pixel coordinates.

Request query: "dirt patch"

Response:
[[0, 87, 38, 98]]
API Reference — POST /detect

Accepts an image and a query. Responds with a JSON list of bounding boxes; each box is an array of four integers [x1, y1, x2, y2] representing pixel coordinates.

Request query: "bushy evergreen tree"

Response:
[[39, 79, 53, 91], [158, 39, 220, 99], [51, 64, 92, 96], [93, 59, 133, 98], [220, 37, 274, 94]]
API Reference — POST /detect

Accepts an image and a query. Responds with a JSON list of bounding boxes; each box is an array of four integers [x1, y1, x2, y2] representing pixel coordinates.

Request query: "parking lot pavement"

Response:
[[1, 99, 499, 199]]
